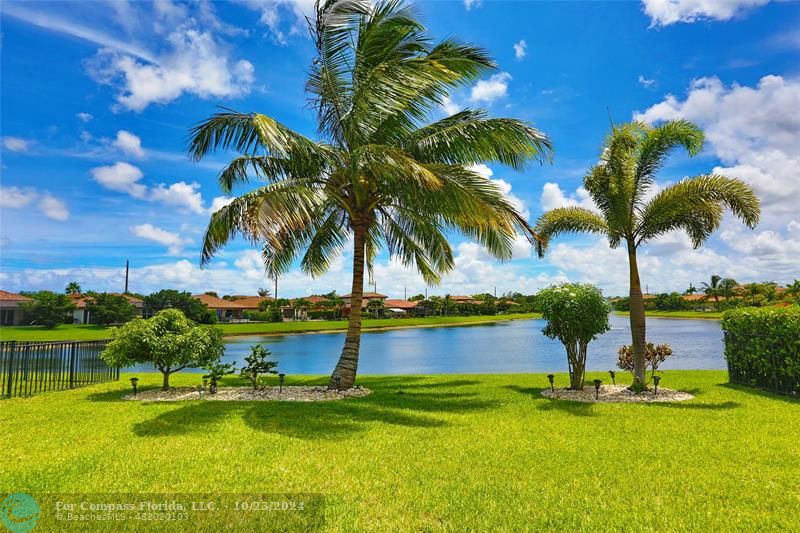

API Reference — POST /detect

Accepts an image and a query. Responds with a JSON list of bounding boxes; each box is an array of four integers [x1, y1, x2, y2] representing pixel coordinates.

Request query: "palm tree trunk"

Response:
[[330, 224, 366, 389], [627, 245, 647, 388]]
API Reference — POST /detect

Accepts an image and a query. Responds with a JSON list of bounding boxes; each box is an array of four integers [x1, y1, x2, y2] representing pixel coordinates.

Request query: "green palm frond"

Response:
[[188, 110, 329, 163], [633, 119, 704, 202], [405, 110, 552, 169], [215, 154, 328, 193], [533, 207, 611, 257], [636, 174, 760, 246], [201, 180, 324, 266]]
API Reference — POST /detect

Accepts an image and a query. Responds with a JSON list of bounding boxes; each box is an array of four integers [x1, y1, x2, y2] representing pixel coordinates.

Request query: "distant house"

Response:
[[342, 292, 387, 306], [384, 299, 419, 317], [192, 294, 253, 321], [67, 293, 145, 324], [0, 290, 33, 326], [341, 292, 387, 317], [449, 295, 483, 305]]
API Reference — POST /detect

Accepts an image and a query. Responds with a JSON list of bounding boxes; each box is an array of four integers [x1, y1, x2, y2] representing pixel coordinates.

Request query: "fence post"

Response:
[[5, 341, 15, 398], [68, 342, 76, 389]]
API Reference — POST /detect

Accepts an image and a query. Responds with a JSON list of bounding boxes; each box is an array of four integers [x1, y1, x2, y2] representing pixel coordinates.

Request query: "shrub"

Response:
[[101, 309, 224, 390], [19, 291, 76, 328], [617, 343, 673, 384], [203, 361, 237, 394], [240, 344, 278, 390], [537, 283, 611, 389], [721, 306, 800, 396]]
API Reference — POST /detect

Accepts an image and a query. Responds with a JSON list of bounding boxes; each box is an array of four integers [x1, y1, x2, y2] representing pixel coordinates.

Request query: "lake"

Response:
[[148, 314, 725, 375]]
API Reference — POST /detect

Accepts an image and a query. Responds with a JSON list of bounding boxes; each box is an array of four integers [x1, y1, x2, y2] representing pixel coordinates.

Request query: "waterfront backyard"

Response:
[[1, 371, 798, 530]]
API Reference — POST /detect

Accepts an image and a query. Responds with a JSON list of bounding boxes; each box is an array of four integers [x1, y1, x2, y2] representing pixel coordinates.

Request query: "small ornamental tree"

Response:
[[19, 291, 75, 328], [240, 344, 279, 390], [101, 309, 224, 390], [537, 283, 611, 389], [203, 361, 237, 394], [617, 343, 673, 386]]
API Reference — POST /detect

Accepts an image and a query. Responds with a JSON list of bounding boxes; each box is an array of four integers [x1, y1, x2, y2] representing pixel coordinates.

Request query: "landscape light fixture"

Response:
[[279, 373, 286, 393], [202, 378, 208, 391], [547, 374, 555, 392], [130, 377, 139, 396], [653, 375, 661, 396], [609, 370, 616, 386], [593, 379, 602, 400], [334, 375, 342, 392]]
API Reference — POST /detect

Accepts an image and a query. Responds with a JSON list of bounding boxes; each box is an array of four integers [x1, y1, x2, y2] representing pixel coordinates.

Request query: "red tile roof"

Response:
[[226, 296, 274, 308], [192, 294, 251, 309], [384, 299, 419, 309], [343, 292, 387, 299], [0, 290, 32, 302], [67, 293, 143, 308]]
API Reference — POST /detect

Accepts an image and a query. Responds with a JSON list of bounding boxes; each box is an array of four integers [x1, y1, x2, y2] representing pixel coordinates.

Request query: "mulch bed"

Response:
[[541, 384, 694, 403], [122, 386, 372, 402]]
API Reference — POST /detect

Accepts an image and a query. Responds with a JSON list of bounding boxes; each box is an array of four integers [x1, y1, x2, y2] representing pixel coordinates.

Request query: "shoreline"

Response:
[[613, 311, 722, 321], [222, 314, 541, 339]]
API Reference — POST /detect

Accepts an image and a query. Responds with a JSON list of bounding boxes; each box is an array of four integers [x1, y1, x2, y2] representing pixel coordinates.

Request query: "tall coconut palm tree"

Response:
[[189, 0, 552, 389], [534, 120, 759, 387]]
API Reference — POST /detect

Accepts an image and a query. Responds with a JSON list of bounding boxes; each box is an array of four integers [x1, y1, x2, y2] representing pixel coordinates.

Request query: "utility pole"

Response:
[[404, 286, 407, 300], [494, 286, 496, 298], [124, 260, 129, 294]]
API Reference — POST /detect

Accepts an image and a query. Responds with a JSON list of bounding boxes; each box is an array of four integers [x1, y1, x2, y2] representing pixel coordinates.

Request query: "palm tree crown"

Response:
[[189, 0, 552, 387], [534, 119, 759, 385]]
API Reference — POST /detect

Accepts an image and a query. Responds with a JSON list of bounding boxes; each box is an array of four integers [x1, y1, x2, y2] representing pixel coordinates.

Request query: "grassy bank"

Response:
[[614, 310, 723, 319], [1, 371, 797, 530], [0, 313, 541, 342]]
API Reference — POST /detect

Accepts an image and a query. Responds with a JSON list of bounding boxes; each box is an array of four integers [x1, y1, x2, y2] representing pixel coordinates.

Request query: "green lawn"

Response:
[[615, 310, 723, 319], [0, 313, 541, 341], [2, 371, 798, 530]]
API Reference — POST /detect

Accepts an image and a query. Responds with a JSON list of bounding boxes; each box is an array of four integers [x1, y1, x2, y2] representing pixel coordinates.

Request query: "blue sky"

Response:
[[1, 0, 799, 298]]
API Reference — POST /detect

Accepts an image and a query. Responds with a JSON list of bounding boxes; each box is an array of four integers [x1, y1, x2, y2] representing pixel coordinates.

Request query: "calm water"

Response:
[[138, 314, 724, 375]]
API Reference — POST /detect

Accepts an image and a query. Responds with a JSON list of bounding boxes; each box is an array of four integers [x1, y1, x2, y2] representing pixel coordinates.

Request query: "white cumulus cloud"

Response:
[[3, 137, 30, 152], [113, 130, 145, 157], [642, 0, 771, 27], [131, 223, 190, 255], [91, 162, 147, 198], [470, 72, 511, 104], [513, 40, 527, 60], [1, 186, 69, 220]]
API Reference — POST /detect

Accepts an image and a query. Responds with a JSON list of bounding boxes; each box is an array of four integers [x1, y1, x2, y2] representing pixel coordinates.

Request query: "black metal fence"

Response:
[[0, 340, 118, 398], [724, 331, 799, 396]]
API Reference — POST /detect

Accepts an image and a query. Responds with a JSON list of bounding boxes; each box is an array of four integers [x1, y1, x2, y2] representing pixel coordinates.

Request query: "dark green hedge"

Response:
[[721, 306, 800, 396]]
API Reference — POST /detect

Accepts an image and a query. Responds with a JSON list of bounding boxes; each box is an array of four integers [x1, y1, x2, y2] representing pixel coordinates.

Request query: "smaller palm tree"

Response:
[[719, 278, 738, 300], [785, 280, 800, 305], [684, 283, 698, 295], [534, 120, 759, 386], [701, 275, 723, 303], [65, 281, 81, 295]]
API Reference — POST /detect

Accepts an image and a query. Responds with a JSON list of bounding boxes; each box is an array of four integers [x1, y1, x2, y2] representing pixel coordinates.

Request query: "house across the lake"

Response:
[[67, 293, 146, 324], [191, 293, 274, 321], [0, 290, 33, 326]]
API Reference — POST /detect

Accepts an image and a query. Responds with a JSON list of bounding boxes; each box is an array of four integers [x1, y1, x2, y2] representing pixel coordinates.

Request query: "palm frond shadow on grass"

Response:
[[129, 388, 500, 440]]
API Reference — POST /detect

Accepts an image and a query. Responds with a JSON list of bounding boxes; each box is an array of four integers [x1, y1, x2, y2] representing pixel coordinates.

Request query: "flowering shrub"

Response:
[[617, 343, 673, 384], [538, 283, 610, 389]]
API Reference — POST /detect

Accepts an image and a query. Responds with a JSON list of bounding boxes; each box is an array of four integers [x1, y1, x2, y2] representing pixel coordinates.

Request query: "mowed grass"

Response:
[[1, 371, 798, 530], [615, 310, 723, 319], [0, 313, 541, 341]]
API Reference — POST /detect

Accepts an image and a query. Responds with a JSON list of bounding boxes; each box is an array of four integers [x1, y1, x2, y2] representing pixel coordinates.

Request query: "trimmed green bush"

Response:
[[721, 306, 800, 395]]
